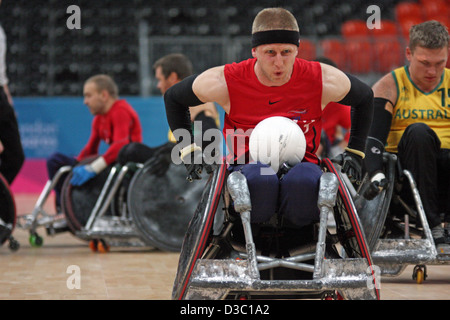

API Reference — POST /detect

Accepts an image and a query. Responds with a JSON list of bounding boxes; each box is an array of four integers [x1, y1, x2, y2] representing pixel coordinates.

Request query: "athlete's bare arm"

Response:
[[192, 66, 230, 114], [372, 73, 397, 114], [320, 63, 351, 109]]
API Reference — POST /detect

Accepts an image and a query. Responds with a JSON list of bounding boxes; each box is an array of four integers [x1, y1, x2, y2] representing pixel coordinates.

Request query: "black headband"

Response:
[[251, 30, 300, 48]]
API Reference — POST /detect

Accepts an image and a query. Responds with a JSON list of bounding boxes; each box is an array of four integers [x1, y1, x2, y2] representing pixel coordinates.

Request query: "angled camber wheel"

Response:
[[172, 163, 227, 300], [354, 153, 396, 250], [127, 157, 209, 252], [60, 161, 115, 233], [322, 158, 380, 300]]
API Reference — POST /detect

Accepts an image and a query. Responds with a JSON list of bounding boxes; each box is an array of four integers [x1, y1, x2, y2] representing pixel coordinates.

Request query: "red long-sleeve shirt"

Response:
[[77, 99, 142, 165]]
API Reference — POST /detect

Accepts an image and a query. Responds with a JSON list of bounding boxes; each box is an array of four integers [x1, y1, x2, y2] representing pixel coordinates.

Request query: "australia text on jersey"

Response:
[[394, 108, 450, 120]]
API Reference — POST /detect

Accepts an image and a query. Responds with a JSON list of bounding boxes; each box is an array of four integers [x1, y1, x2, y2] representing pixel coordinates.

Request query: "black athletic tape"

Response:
[[369, 97, 393, 145], [338, 74, 374, 152], [164, 74, 203, 146]]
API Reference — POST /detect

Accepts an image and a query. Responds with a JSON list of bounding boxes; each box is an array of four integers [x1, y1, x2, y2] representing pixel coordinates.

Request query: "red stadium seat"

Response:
[[341, 19, 369, 39], [399, 16, 424, 39], [422, 0, 450, 24], [395, 2, 423, 23], [371, 20, 399, 38], [422, 0, 449, 20], [297, 39, 317, 61], [345, 40, 373, 73], [373, 39, 404, 73], [319, 39, 346, 69]]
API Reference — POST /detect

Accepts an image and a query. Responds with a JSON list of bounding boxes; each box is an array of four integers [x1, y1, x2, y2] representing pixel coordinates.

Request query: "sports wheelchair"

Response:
[[0, 173, 20, 251], [172, 158, 380, 300], [354, 152, 450, 283], [18, 154, 207, 252]]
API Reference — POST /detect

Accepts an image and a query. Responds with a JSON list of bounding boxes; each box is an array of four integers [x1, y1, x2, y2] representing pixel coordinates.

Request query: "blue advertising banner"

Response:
[[14, 96, 171, 159]]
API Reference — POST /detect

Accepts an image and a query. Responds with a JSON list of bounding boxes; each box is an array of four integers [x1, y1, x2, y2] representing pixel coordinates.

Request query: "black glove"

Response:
[[180, 143, 213, 182], [340, 147, 364, 184]]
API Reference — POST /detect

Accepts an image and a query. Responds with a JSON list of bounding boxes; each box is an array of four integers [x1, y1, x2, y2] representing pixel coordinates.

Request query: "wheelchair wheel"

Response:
[[172, 163, 227, 300], [322, 158, 380, 299], [61, 163, 115, 233], [127, 157, 209, 252], [322, 159, 372, 258], [0, 173, 18, 251], [354, 153, 396, 250]]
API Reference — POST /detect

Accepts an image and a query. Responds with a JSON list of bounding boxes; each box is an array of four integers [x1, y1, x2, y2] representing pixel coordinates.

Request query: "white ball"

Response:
[[249, 116, 306, 172]]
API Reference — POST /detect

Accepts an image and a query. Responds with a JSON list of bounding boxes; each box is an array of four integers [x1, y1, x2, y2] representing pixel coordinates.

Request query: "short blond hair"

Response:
[[252, 7, 299, 34], [85, 74, 119, 99], [409, 20, 449, 52]]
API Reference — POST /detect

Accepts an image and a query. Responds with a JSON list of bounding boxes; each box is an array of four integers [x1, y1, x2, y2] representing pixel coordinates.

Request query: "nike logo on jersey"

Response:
[[269, 100, 282, 105]]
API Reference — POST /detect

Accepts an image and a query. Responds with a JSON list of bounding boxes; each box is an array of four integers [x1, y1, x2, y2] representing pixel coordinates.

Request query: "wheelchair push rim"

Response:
[[172, 163, 227, 300], [322, 158, 380, 300]]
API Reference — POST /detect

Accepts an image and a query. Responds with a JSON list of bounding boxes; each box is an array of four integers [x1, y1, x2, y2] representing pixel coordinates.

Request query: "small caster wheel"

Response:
[[412, 265, 427, 284], [8, 236, 20, 252], [321, 291, 337, 300], [97, 239, 110, 253], [29, 233, 43, 247], [233, 293, 250, 300], [89, 239, 98, 252]]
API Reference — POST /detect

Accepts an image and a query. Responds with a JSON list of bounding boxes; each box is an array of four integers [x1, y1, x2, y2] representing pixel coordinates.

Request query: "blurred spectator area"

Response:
[[1, 0, 449, 96]]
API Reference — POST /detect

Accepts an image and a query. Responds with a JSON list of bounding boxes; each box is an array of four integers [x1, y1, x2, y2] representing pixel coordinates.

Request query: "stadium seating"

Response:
[[319, 39, 346, 70], [341, 19, 370, 39], [345, 40, 373, 73], [297, 39, 317, 61], [2, 0, 445, 96], [371, 20, 399, 38], [395, 2, 423, 23], [373, 39, 404, 73]]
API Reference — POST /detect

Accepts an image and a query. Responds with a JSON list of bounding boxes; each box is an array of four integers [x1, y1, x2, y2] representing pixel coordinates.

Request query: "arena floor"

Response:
[[1, 193, 448, 300]]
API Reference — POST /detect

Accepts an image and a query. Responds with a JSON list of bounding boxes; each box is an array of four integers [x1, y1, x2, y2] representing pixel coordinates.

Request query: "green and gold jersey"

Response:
[[386, 66, 450, 153]]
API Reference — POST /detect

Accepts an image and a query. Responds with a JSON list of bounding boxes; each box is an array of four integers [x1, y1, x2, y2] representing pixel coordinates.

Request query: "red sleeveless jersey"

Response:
[[223, 58, 323, 165]]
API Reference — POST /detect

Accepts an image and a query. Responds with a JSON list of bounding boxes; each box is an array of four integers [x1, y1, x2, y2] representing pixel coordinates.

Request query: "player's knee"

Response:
[[405, 122, 430, 135], [282, 162, 322, 188], [403, 123, 440, 149]]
